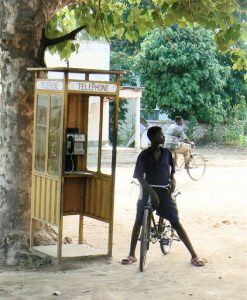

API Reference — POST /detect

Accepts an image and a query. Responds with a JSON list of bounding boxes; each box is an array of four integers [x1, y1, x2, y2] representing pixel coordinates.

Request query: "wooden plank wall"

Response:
[[84, 175, 112, 222], [31, 174, 60, 225], [63, 177, 84, 214]]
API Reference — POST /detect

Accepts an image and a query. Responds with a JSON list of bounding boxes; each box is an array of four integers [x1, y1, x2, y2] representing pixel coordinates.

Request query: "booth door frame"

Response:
[[82, 94, 116, 255], [30, 82, 65, 260], [63, 93, 119, 257]]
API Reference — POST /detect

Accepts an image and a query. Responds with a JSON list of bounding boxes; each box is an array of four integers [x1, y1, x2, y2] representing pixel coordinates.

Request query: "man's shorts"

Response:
[[135, 187, 179, 225]]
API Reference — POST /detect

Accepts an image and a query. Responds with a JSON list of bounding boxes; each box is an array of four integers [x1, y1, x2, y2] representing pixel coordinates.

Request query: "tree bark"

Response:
[[0, 0, 77, 265]]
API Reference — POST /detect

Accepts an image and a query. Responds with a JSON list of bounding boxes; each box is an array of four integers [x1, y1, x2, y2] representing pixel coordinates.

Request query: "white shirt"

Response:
[[165, 123, 186, 150]]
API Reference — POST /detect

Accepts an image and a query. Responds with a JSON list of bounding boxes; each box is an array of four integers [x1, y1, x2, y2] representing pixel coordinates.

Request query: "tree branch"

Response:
[[98, 0, 111, 44], [148, 0, 174, 49], [37, 25, 86, 66], [42, 24, 87, 47], [148, 0, 165, 27]]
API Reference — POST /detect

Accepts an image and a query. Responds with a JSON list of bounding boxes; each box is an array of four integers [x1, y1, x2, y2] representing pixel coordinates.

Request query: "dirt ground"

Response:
[[0, 146, 247, 300]]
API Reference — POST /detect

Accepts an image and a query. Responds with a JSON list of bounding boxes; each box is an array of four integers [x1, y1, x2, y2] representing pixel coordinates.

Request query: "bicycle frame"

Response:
[[139, 187, 181, 271]]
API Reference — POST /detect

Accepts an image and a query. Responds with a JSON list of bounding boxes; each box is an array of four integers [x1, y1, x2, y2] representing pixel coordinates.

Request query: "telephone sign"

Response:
[[68, 81, 117, 94], [36, 80, 64, 91]]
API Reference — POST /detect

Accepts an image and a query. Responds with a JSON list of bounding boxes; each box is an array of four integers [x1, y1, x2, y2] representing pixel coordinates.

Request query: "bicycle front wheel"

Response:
[[187, 153, 206, 181], [140, 208, 151, 272]]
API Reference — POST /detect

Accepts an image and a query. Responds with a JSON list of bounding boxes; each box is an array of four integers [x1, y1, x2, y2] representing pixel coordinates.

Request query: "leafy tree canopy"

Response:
[[134, 26, 233, 125], [45, 0, 247, 72], [218, 41, 247, 109]]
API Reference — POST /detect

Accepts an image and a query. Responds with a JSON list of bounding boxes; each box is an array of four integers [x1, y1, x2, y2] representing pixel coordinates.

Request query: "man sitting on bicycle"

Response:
[[121, 126, 204, 267], [165, 116, 194, 168]]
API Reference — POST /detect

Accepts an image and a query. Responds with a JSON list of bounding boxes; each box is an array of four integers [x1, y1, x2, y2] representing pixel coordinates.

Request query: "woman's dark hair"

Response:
[[147, 126, 162, 141]]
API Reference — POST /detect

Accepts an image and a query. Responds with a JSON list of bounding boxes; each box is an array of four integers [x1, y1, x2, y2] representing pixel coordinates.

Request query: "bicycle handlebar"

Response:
[[131, 180, 181, 199], [131, 181, 170, 189]]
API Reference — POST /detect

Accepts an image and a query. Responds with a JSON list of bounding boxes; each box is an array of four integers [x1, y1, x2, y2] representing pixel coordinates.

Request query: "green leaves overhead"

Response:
[[231, 48, 247, 71], [46, 0, 246, 67]]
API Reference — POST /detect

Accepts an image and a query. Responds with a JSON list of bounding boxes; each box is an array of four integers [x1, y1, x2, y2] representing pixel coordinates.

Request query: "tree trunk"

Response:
[[0, 0, 76, 265]]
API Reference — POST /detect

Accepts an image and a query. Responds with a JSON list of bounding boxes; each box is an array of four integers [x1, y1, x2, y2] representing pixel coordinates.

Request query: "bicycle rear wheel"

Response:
[[187, 153, 206, 181], [159, 218, 174, 255], [140, 208, 151, 272]]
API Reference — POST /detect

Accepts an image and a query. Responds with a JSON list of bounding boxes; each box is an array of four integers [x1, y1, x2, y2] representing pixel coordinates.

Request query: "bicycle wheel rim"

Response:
[[140, 209, 151, 272], [187, 153, 206, 181]]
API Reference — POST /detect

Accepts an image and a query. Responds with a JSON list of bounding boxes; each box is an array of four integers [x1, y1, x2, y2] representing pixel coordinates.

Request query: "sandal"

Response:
[[121, 256, 137, 265], [191, 257, 205, 267]]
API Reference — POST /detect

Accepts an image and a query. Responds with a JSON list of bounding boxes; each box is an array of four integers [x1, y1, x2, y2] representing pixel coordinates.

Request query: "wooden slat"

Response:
[[97, 179, 104, 217], [40, 177, 46, 220], [84, 176, 112, 221], [45, 179, 51, 221], [50, 180, 56, 224], [31, 175, 35, 216], [56, 182, 60, 225], [63, 178, 82, 214], [32, 174, 60, 225], [35, 176, 41, 219], [102, 181, 109, 220]]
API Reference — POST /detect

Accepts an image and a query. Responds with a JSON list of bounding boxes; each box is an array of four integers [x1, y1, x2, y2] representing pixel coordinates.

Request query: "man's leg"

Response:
[[121, 199, 144, 264], [175, 143, 191, 167], [121, 220, 140, 264], [171, 221, 204, 266]]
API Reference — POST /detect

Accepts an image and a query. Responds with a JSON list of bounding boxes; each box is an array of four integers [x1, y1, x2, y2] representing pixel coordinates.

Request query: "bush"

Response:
[[223, 99, 247, 146], [222, 119, 247, 146]]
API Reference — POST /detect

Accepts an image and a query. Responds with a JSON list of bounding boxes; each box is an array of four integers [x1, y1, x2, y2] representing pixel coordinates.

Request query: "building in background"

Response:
[[45, 41, 145, 149], [45, 41, 110, 145]]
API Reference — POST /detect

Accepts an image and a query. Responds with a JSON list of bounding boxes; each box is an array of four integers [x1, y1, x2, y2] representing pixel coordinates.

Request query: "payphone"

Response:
[[66, 133, 85, 155], [65, 128, 85, 172]]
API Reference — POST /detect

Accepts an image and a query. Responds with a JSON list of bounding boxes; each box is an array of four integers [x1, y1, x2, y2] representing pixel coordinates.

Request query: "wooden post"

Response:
[[30, 218, 35, 247], [57, 70, 69, 262], [108, 74, 120, 256], [78, 214, 84, 244]]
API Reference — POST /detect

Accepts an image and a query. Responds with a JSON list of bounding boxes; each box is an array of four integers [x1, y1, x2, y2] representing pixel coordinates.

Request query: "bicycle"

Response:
[[173, 148, 206, 181], [139, 185, 180, 272]]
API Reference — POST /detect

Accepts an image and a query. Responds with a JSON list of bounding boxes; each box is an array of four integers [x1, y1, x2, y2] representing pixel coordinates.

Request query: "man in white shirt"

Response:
[[165, 116, 194, 168]]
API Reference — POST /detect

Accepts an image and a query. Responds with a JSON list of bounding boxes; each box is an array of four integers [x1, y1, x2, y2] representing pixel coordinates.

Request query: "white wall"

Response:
[[45, 41, 110, 143]]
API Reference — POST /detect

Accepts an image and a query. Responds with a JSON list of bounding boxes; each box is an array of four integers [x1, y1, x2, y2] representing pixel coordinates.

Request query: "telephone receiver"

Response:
[[67, 135, 75, 154]]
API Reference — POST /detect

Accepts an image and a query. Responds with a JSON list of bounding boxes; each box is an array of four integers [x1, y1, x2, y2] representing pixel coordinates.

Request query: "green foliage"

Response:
[[109, 100, 129, 144], [222, 119, 247, 146], [110, 51, 138, 86], [46, 0, 246, 71], [185, 116, 198, 141], [134, 26, 230, 125], [208, 98, 247, 146], [218, 41, 247, 108]]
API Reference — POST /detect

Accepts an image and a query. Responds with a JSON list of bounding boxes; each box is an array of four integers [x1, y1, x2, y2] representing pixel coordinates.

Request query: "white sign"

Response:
[[36, 80, 64, 91], [68, 81, 117, 93]]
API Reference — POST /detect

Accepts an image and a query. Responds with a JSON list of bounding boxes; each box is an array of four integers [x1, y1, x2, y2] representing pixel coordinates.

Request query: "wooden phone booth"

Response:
[[28, 67, 123, 263]]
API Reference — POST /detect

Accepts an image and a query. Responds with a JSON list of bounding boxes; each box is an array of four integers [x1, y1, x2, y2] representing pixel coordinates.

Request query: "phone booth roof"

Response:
[[27, 67, 127, 75]]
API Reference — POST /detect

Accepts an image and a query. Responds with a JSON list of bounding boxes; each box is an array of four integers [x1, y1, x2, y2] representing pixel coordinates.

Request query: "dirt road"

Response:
[[0, 147, 247, 299]]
